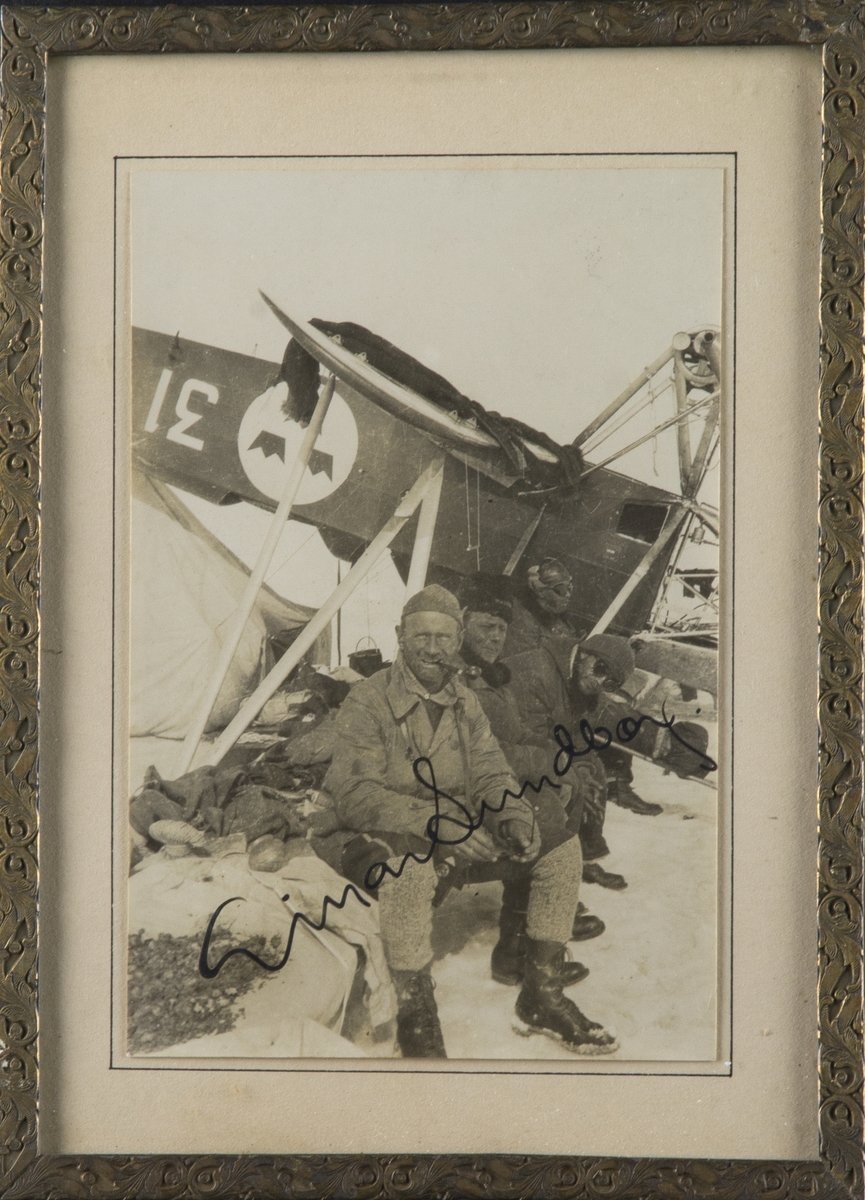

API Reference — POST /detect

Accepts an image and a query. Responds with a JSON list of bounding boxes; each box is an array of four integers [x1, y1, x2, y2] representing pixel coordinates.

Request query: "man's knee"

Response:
[[376, 858, 438, 973], [532, 834, 582, 884], [529, 791, 574, 857]]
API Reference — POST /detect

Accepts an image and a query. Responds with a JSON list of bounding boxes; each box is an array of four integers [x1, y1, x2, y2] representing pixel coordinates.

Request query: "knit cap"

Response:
[[579, 634, 635, 687], [402, 584, 464, 627], [457, 574, 513, 624]]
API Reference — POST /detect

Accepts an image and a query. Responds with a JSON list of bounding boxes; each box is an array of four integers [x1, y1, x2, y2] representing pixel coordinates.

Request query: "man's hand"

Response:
[[452, 825, 500, 864], [496, 817, 541, 864]]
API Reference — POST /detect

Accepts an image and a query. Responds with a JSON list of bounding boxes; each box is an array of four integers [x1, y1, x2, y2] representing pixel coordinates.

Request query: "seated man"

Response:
[[507, 632, 639, 891], [502, 558, 577, 659], [456, 574, 606, 946], [323, 585, 617, 1059], [504, 559, 661, 815]]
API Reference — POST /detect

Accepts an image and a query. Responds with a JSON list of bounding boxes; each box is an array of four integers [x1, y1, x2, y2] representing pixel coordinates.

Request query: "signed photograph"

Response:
[[120, 155, 726, 1068]]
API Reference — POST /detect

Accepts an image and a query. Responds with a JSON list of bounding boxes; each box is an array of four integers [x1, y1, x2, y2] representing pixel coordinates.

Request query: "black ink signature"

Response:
[[198, 883, 370, 980], [198, 707, 715, 979], [369, 706, 716, 892], [552, 707, 717, 779], [197, 762, 555, 979], [363, 762, 556, 891]]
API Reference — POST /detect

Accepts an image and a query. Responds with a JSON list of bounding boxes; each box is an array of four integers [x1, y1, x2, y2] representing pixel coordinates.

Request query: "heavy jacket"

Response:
[[502, 595, 577, 659], [505, 637, 606, 824], [505, 636, 575, 747], [460, 656, 573, 856], [505, 637, 677, 789], [460, 660, 557, 787], [506, 637, 657, 753], [322, 654, 531, 848], [506, 643, 710, 792]]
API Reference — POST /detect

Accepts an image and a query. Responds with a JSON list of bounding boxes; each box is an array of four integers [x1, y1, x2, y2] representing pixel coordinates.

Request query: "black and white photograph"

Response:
[[120, 155, 727, 1067]]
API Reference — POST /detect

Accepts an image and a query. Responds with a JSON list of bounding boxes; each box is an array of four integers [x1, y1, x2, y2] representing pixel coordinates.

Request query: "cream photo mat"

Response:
[[114, 147, 730, 1075], [39, 45, 820, 1159]]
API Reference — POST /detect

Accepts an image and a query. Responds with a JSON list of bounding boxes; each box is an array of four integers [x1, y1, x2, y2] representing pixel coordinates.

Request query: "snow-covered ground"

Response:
[[431, 756, 719, 1063], [127, 739, 720, 1066]]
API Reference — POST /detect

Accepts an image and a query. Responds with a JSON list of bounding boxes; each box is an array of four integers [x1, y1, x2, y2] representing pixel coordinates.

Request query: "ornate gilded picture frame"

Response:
[[0, 2, 861, 1197]]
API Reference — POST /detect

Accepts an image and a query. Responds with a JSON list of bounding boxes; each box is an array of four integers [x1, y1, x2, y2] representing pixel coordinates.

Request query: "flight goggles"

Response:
[[540, 580, 573, 599], [583, 654, 621, 691]]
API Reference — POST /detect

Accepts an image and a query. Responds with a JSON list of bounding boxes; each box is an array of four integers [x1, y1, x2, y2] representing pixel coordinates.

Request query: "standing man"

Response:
[[503, 558, 662, 816], [456, 574, 607, 946], [323, 585, 617, 1059]]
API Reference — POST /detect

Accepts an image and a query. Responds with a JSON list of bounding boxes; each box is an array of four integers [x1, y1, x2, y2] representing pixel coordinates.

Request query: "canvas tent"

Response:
[[131, 470, 329, 738]]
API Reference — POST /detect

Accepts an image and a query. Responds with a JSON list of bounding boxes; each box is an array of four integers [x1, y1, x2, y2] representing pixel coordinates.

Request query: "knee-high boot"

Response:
[[391, 966, 446, 1059], [579, 789, 609, 861], [514, 937, 618, 1055]]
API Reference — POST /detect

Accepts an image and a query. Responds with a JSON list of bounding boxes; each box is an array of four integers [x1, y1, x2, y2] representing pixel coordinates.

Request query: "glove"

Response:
[[496, 816, 542, 864]]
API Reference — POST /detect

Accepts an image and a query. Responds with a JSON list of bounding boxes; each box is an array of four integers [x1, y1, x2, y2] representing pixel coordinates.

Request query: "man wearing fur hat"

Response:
[[507, 632, 640, 891], [456, 574, 608, 948], [323, 584, 617, 1060]]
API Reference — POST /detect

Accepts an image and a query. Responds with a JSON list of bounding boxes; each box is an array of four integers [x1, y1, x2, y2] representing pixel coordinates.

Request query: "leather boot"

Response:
[[580, 831, 610, 860], [608, 778, 662, 816], [492, 882, 588, 987], [582, 860, 628, 890], [391, 968, 446, 1058], [579, 794, 610, 860], [514, 938, 618, 1055], [571, 902, 605, 941], [491, 900, 528, 985]]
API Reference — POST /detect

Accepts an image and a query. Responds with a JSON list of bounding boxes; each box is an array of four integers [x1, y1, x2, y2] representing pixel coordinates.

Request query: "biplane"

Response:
[[131, 295, 720, 773]]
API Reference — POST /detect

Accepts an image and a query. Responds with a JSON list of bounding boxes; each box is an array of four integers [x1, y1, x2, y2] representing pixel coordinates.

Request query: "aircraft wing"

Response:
[[131, 325, 693, 638]]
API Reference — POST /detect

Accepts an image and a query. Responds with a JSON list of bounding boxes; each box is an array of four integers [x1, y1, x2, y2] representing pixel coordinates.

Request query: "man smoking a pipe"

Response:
[[323, 585, 617, 1059]]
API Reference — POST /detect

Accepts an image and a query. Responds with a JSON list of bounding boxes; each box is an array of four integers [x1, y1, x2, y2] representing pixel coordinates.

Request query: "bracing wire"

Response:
[[214, 523, 322, 635], [581, 375, 674, 455]]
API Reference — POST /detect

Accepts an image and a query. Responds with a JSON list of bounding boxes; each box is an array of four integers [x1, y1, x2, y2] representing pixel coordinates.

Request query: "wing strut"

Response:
[[581, 391, 717, 478], [503, 504, 547, 576], [175, 373, 337, 777], [589, 393, 719, 639], [672, 350, 694, 491], [587, 506, 689, 638], [199, 456, 447, 769], [406, 461, 445, 597]]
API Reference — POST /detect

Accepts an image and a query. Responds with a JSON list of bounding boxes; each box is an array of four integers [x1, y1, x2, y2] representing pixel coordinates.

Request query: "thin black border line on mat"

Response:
[[111, 149, 736, 1078]]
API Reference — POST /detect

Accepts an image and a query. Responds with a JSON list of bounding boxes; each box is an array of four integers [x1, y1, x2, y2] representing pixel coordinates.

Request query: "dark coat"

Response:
[[504, 637, 606, 824], [502, 595, 577, 659], [460, 666, 549, 784], [504, 637, 575, 746], [460, 656, 573, 855]]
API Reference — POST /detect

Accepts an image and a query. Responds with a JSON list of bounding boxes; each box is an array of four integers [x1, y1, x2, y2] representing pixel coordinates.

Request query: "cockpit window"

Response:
[[617, 502, 669, 543]]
